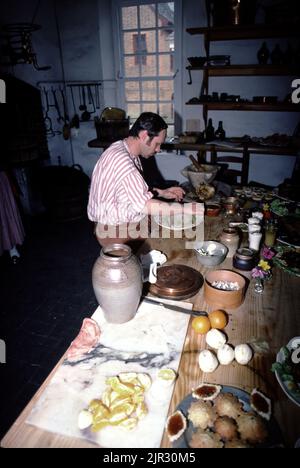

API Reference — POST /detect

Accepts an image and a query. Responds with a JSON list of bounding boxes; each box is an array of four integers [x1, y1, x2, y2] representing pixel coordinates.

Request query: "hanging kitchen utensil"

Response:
[[1, 23, 51, 71], [95, 84, 100, 109], [43, 88, 55, 137], [60, 88, 69, 122], [81, 86, 91, 121], [52, 88, 64, 123], [60, 88, 70, 140], [88, 85, 96, 114], [87, 85, 92, 105], [79, 86, 86, 111], [69, 86, 80, 129]]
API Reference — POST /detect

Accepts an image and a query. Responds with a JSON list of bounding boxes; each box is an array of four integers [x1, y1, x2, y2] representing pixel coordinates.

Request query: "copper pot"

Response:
[[223, 197, 239, 215]]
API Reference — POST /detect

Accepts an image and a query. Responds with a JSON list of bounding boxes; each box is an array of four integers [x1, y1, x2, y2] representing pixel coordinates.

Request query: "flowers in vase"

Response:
[[261, 246, 275, 260], [251, 246, 275, 280]]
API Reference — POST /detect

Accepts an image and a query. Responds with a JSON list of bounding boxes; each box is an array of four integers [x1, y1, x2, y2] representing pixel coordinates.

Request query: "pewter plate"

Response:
[[172, 386, 283, 448]]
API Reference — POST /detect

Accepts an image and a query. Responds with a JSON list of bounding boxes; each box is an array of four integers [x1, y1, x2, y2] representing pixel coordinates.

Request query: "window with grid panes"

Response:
[[119, 1, 175, 137]]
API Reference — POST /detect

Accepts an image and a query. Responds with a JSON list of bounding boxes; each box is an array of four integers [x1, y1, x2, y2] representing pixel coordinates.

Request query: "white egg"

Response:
[[217, 344, 235, 365], [235, 344, 253, 365], [206, 329, 227, 350], [198, 350, 219, 373]]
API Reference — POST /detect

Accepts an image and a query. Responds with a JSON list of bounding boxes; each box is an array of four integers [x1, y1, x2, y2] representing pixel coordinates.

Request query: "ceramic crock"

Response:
[[92, 244, 142, 323], [233, 248, 256, 271]]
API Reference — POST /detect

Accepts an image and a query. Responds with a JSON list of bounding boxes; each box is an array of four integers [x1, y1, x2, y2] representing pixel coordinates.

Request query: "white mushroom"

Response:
[[235, 344, 253, 365], [217, 344, 235, 365], [206, 243, 217, 255], [206, 329, 227, 350], [198, 350, 219, 373]]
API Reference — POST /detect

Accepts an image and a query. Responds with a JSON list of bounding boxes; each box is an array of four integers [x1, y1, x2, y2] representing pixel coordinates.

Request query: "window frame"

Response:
[[112, 0, 183, 137]]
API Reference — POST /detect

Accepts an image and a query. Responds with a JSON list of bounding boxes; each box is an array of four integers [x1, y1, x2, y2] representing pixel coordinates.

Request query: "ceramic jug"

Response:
[[219, 227, 240, 258], [92, 244, 142, 323]]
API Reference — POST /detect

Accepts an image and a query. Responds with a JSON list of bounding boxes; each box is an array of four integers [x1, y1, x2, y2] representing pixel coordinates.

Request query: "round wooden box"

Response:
[[204, 270, 246, 309]]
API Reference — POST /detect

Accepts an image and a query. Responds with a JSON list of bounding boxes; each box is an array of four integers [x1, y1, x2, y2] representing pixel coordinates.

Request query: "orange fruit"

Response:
[[209, 310, 228, 330], [191, 315, 211, 335]]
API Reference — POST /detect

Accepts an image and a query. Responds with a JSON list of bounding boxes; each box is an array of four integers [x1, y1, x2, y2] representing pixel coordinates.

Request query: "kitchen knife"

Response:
[[142, 297, 207, 317]]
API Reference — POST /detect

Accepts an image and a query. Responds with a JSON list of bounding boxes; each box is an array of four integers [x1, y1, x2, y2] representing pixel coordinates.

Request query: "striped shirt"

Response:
[[87, 140, 153, 225]]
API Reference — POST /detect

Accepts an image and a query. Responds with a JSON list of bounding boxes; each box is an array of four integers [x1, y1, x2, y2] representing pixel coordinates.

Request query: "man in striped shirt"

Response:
[[88, 112, 201, 246]]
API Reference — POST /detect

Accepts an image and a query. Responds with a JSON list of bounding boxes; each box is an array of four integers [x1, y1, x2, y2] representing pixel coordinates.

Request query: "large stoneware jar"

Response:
[[92, 244, 142, 323]]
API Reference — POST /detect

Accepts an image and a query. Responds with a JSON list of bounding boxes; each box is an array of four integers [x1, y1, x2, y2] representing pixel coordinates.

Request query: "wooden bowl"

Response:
[[204, 270, 246, 309]]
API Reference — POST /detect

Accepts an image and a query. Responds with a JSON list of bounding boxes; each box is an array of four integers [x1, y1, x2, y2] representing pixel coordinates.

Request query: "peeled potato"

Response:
[[78, 409, 93, 430], [119, 417, 138, 431], [137, 373, 152, 390], [119, 372, 138, 383], [136, 401, 148, 420], [81, 372, 152, 433]]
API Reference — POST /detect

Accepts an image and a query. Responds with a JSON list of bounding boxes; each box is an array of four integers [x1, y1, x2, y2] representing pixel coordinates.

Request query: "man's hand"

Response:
[[153, 186, 185, 202]]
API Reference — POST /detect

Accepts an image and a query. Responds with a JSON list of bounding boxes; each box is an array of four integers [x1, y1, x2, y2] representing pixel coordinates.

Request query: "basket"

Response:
[[94, 117, 129, 142]]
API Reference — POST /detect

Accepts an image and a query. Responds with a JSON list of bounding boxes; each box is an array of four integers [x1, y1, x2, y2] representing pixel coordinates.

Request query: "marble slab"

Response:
[[27, 300, 190, 448]]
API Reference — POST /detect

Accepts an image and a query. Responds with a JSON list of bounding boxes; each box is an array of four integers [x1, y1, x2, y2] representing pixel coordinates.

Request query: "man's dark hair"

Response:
[[129, 112, 168, 139]]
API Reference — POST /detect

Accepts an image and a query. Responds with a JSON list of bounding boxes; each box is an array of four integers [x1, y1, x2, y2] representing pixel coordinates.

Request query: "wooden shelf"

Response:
[[186, 102, 300, 112], [186, 64, 300, 76], [186, 23, 300, 40], [88, 139, 299, 156]]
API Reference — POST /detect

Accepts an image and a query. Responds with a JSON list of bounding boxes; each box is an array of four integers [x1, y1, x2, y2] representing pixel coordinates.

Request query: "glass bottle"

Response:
[[264, 220, 277, 247], [254, 278, 264, 294], [257, 42, 269, 65], [271, 44, 284, 65], [284, 43, 294, 66], [215, 121, 226, 140], [205, 118, 215, 141]]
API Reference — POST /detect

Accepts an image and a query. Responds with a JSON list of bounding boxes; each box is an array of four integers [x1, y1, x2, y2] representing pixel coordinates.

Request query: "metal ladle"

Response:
[[81, 86, 91, 121]]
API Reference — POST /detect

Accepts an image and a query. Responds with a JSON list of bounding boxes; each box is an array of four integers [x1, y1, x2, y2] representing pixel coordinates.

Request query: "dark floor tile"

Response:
[[0, 214, 99, 440], [21, 318, 56, 337], [0, 381, 41, 440]]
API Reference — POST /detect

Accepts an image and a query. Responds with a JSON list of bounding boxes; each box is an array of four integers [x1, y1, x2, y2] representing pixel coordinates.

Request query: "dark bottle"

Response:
[[271, 44, 284, 65], [294, 43, 300, 66], [257, 42, 269, 65], [215, 121, 226, 140], [205, 118, 215, 141], [283, 43, 294, 66]]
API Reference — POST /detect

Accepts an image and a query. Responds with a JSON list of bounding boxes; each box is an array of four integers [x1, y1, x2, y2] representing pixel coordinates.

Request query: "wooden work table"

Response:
[[2, 217, 300, 448]]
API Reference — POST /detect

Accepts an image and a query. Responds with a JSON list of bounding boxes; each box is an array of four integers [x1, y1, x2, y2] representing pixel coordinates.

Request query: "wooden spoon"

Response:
[[189, 155, 204, 172]]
